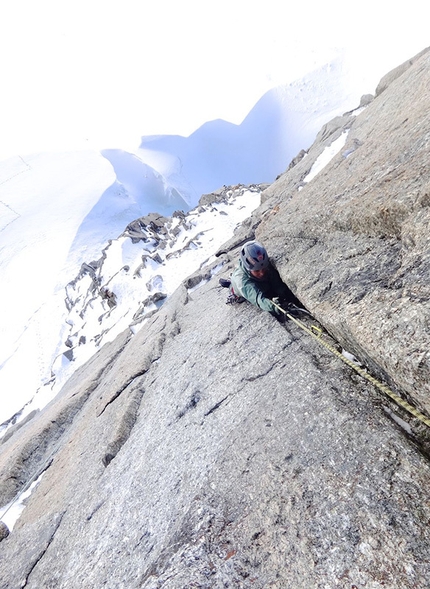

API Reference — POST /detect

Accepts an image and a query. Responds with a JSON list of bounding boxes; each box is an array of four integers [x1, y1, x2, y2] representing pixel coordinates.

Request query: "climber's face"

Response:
[[250, 268, 267, 279]]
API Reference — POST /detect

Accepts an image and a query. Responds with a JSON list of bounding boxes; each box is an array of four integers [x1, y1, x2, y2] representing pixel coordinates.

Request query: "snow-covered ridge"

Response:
[[57, 184, 261, 383], [0, 121, 354, 437], [0, 185, 261, 436]]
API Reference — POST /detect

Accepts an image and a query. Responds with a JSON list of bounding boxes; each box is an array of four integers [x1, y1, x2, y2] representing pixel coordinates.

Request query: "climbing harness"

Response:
[[272, 300, 430, 429]]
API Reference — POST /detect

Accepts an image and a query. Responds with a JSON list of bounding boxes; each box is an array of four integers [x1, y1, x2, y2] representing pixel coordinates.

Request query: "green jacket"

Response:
[[230, 260, 291, 314]]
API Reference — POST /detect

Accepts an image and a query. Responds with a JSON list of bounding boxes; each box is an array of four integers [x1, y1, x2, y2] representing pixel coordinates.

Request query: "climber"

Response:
[[219, 240, 304, 320]]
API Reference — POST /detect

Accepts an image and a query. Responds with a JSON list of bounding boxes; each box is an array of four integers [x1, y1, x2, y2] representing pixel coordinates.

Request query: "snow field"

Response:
[[0, 188, 261, 434]]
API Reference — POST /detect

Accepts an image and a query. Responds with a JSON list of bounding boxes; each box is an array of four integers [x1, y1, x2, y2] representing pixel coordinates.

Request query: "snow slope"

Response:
[[137, 57, 363, 206], [0, 150, 188, 424], [0, 185, 262, 432], [0, 152, 114, 412]]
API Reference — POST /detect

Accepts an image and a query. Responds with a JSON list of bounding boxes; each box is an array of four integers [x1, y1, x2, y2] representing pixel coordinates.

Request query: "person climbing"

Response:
[[219, 240, 305, 320]]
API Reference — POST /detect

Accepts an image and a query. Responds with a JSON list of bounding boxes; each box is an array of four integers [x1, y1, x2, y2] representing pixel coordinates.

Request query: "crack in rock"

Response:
[[97, 371, 149, 417], [176, 392, 202, 421], [102, 386, 146, 467], [204, 396, 228, 417], [20, 512, 64, 588], [243, 360, 279, 382]]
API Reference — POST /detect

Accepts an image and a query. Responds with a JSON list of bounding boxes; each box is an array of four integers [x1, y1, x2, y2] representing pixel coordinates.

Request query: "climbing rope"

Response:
[[272, 300, 430, 429]]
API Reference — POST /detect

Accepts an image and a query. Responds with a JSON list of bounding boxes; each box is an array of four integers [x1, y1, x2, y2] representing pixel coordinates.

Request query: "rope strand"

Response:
[[273, 301, 430, 429]]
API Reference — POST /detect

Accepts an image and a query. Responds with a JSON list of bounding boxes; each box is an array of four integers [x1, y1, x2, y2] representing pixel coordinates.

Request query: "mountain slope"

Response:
[[0, 50, 429, 589], [0, 57, 362, 423]]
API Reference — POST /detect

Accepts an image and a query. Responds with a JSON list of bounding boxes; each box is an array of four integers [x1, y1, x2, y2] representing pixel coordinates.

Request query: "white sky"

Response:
[[1, 0, 429, 160]]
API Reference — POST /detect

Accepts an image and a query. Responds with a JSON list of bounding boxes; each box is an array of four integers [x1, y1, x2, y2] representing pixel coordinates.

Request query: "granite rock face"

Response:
[[261, 47, 430, 418], [0, 50, 429, 588]]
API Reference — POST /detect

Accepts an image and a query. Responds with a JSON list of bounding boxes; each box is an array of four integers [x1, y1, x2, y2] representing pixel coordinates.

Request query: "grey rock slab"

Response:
[[0, 278, 429, 588], [258, 49, 430, 418]]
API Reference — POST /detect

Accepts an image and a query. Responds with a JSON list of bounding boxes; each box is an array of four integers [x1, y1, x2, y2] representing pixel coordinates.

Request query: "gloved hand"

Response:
[[271, 298, 287, 319], [270, 305, 287, 323], [275, 311, 287, 324]]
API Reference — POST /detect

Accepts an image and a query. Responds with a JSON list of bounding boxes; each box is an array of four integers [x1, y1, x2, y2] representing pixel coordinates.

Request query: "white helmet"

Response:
[[240, 240, 269, 272]]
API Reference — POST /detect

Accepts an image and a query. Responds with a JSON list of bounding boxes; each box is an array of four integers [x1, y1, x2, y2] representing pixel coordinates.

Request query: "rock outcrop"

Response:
[[0, 49, 429, 589], [260, 47, 430, 419]]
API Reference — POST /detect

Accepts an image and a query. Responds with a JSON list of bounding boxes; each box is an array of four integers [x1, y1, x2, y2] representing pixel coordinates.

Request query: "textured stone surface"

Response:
[[0, 520, 9, 541], [0, 279, 429, 589], [0, 50, 430, 589], [260, 47, 430, 418]]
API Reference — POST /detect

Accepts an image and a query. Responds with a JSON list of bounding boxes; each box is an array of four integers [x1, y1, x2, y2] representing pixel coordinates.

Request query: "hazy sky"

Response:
[[0, 0, 428, 158]]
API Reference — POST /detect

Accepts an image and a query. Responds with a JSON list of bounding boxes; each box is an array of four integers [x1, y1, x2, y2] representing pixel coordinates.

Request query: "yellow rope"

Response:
[[273, 301, 430, 429]]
